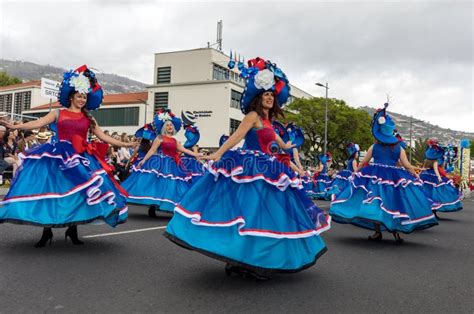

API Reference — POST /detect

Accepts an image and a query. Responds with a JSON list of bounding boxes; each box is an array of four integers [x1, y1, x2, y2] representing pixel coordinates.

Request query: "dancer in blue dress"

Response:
[[0, 65, 134, 247], [121, 109, 201, 216], [330, 103, 438, 243], [165, 57, 331, 278], [420, 138, 462, 214], [180, 125, 205, 185], [329, 143, 359, 198], [312, 153, 333, 200]]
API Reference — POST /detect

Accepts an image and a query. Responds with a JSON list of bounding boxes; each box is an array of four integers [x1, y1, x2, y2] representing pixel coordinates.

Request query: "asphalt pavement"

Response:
[[0, 193, 473, 313]]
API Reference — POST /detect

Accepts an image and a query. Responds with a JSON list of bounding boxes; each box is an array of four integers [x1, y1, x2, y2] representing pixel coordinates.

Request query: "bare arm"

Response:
[[292, 147, 303, 170], [137, 137, 162, 168], [433, 160, 442, 182], [399, 148, 419, 178], [177, 142, 200, 158], [0, 111, 56, 130], [92, 118, 136, 148], [274, 134, 295, 151], [205, 112, 259, 161], [355, 145, 373, 172], [352, 159, 358, 171]]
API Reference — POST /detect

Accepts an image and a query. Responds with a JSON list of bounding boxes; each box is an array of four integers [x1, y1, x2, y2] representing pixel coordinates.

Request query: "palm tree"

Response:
[[411, 137, 428, 166]]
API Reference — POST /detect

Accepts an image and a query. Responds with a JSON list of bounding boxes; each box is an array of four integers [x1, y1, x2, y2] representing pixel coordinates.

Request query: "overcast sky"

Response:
[[0, 0, 472, 131]]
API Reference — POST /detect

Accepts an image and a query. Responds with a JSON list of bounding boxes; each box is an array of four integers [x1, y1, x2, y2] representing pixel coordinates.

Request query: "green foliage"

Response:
[[0, 71, 22, 87], [283, 97, 373, 167], [410, 137, 428, 166]]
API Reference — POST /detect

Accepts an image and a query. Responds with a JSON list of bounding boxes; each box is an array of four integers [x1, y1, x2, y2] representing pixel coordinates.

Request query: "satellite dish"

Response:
[[181, 110, 197, 125]]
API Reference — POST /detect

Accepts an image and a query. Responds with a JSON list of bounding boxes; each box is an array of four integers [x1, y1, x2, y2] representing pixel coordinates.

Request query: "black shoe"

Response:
[[368, 232, 382, 241], [148, 205, 158, 218], [35, 228, 53, 248], [392, 232, 404, 244], [225, 263, 270, 281], [65, 226, 84, 245]]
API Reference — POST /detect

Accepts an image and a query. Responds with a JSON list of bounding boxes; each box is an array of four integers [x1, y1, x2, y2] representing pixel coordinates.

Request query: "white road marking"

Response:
[[83, 226, 167, 238]]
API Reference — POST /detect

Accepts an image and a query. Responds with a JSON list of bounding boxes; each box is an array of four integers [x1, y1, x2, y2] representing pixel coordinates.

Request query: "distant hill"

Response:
[[0, 59, 146, 94], [359, 106, 474, 144]]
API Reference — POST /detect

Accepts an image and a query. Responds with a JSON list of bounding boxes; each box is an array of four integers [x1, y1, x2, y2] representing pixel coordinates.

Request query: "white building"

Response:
[[23, 92, 148, 135], [0, 80, 52, 119], [8, 48, 313, 144], [147, 48, 313, 148]]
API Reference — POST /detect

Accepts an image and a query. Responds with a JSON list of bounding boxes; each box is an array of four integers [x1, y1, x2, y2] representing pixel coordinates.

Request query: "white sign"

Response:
[[40, 78, 61, 100]]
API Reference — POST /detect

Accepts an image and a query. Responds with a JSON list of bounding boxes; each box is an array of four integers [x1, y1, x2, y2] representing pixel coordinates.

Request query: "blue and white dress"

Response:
[[419, 169, 462, 212], [311, 165, 332, 200], [0, 110, 128, 227], [121, 136, 192, 213], [180, 154, 205, 186], [165, 118, 330, 273], [329, 158, 355, 198], [330, 143, 438, 233]]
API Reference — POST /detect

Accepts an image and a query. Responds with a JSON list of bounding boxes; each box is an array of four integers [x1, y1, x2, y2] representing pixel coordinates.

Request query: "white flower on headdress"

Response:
[[378, 116, 386, 125], [69, 73, 91, 94], [254, 69, 275, 90], [354, 144, 360, 151], [158, 112, 171, 121]]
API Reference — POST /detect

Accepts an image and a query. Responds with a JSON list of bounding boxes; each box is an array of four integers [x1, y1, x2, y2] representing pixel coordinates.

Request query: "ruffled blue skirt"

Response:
[[330, 163, 438, 233], [165, 149, 331, 273], [301, 176, 315, 198], [328, 170, 352, 197], [312, 173, 332, 200], [420, 169, 462, 212], [180, 156, 205, 186], [0, 141, 128, 227], [121, 153, 192, 212]]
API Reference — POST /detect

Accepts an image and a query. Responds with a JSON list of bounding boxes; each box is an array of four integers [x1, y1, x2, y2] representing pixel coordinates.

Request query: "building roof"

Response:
[[0, 80, 41, 92], [26, 92, 148, 111]]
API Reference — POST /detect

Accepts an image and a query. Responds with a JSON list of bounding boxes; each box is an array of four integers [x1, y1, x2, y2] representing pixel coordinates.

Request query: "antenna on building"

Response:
[[217, 20, 223, 51], [207, 20, 223, 51]]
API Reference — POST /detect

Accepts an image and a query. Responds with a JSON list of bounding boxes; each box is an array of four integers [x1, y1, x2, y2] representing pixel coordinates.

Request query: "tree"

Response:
[[411, 137, 428, 166], [0, 71, 22, 87], [283, 97, 373, 167]]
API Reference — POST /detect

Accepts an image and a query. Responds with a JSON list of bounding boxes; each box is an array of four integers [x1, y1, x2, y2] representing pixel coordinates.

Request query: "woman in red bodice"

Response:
[[0, 65, 135, 247]]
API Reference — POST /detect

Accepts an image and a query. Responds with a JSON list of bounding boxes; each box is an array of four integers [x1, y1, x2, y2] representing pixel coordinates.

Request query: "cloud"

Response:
[[0, 0, 471, 131]]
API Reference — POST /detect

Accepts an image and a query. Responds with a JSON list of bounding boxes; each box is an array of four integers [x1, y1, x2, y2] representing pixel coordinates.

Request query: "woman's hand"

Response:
[[0, 119, 16, 129], [282, 141, 296, 151], [124, 141, 139, 148], [437, 176, 442, 183], [203, 152, 222, 162], [136, 160, 145, 169]]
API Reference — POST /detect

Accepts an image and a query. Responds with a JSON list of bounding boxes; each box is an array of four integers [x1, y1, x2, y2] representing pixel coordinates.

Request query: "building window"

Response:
[[230, 89, 241, 109], [0, 93, 13, 113], [157, 66, 171, 84], [91, 107, 139, 126], [213, 64, 229, 81], [154, 92, 169, 111], [13, 91, 32, 114], [229, 118, 241, 134]]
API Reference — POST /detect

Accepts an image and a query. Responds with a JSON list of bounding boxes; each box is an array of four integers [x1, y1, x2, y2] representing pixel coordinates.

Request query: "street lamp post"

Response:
[[398, 116, 423, 163], [316, 82, 329, 154]]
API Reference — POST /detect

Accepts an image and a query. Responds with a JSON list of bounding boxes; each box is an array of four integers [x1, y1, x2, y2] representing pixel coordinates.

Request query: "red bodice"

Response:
[[160, 136, 178, 158], [57, 110, 90, 142], [256, 119, 277, 154]]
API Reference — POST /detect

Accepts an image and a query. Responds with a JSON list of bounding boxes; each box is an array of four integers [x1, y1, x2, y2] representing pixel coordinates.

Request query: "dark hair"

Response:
[[247, 91, 284, 121], [139, 139, 151, 153], [3, 130, 11, 143], [3, 129, 15, 143], [69, 91, 97, 130], [24, 130, 34, 138], [423, 159, 435, 169]]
